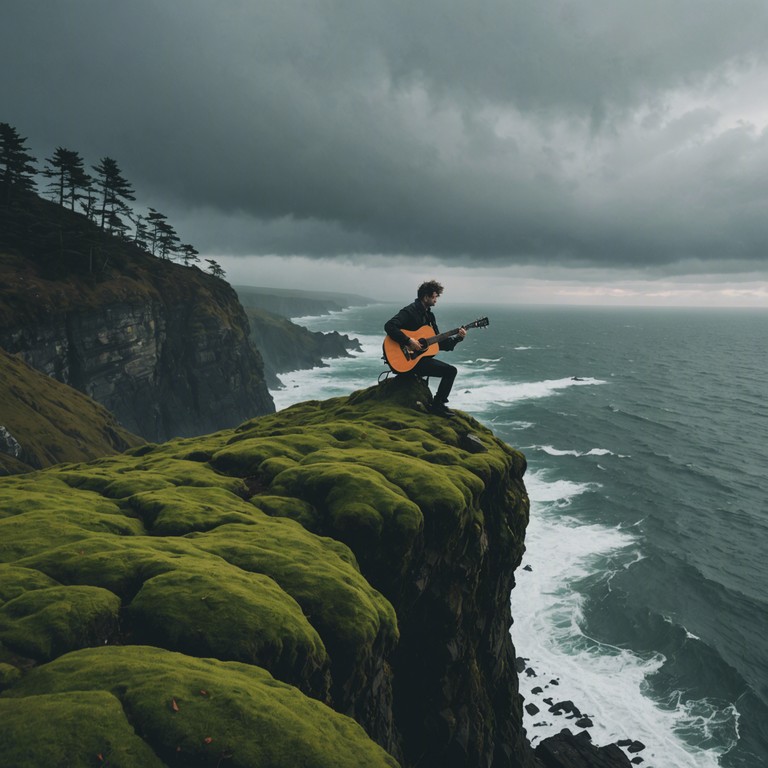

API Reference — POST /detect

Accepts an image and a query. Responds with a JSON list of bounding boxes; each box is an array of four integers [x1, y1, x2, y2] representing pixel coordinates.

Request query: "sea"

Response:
[[270, 302, 768, 768]]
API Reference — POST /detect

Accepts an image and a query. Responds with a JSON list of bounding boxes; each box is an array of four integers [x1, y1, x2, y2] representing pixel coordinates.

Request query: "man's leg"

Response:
[[413, 357, 457, 404]]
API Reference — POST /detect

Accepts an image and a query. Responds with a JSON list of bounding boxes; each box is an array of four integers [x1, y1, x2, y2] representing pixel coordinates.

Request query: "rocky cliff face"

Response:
[[0, 250, 274, 441]]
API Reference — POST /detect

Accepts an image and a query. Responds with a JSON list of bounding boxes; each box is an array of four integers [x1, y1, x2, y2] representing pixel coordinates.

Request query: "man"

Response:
[[384, 280, 466, 417]]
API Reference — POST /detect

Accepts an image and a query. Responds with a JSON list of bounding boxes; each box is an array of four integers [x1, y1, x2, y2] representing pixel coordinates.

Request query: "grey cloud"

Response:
[[3, 0, 768, 271]]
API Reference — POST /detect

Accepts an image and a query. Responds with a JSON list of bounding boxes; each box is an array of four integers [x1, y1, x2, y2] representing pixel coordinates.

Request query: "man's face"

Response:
[[423, 291, 439, 308]]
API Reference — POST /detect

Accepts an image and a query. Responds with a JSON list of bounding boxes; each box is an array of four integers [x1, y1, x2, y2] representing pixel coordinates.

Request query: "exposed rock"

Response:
[[0, 247, 274, 441], [526, 703, 541, 715], [536, 729, 633, 768], [0, 426, 21, 458]]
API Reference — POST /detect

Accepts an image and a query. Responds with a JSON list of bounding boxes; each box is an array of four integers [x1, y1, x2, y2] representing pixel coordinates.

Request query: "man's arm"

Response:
[[438, 326, 467, 351], [385, 305, 426, 352]]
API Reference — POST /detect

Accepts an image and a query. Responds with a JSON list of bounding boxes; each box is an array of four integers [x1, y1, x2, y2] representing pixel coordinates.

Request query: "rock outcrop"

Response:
[[244, 306, 362, 387], [0, 248, 275, 442], [0, 375, 533, 767], [0, 347, 143, 474]]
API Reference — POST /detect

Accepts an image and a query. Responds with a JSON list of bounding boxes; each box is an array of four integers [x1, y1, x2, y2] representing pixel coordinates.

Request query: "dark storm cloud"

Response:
[[3, 0, 768, 270]]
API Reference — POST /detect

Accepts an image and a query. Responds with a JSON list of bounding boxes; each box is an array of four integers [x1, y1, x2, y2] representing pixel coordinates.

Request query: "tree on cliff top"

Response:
[[92, 156, 135, 233], [0, 122, 37, 204], [43, 147, 92, 211]]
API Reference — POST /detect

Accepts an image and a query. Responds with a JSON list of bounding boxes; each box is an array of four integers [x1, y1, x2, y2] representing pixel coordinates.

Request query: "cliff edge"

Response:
[[0, 375, 533, 767], [0, 196, 275, 442]]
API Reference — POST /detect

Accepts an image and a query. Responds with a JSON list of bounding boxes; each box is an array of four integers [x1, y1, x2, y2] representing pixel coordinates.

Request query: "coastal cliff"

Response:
[[0, 246, 275, 442], [0, 375, 534, 767], [245, 306, 362, 388]]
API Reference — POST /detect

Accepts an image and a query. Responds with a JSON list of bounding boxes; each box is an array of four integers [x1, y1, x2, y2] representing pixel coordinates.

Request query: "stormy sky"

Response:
[[3, 1, 768, 304]]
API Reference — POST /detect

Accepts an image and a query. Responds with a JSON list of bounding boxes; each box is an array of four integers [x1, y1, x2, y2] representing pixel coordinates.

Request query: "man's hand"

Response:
[[406, 337, 424, 351], [457, 327, 467, 339]]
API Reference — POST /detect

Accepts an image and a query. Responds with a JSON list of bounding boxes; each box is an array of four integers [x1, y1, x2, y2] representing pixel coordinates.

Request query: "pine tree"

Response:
[[0, 122, 37, 203], [205, 258, 226, 279], [43, 147, 91, 210], [180, 243, 200, 267], [92, 156, 135, 231]]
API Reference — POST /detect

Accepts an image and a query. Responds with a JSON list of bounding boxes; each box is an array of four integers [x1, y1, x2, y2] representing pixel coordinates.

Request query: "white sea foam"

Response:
[[512, 470, 735, 768], [535, 445, 614, 458], [456, 376, 607, 414]]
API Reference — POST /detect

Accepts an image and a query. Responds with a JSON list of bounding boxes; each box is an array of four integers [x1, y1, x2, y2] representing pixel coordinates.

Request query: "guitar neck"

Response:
[[421, 326, 467, 346]]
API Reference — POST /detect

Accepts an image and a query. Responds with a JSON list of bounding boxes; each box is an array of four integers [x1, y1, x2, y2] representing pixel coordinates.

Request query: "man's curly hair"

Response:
[[417, 280, 444, 300]]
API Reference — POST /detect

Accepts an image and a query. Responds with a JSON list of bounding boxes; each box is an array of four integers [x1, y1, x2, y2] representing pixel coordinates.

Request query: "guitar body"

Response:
[[382, 316, 489, 373], [382, 325, 440, 373]]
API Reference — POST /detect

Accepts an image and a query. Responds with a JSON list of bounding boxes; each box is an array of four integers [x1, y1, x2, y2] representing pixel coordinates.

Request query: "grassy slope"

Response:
[[0, 347, 144, 474]]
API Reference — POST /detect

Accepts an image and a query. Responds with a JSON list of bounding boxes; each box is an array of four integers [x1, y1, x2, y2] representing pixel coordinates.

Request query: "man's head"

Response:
[[417, 280, 444, 306]]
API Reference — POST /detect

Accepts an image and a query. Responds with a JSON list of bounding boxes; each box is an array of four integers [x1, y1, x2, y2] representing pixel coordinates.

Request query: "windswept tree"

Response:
[[205, 258, 226, 279], [129, 211, 149, 250], [179, 243, 200, 267], [0, 122, 37, 203], [43, 147, 91, 210], [92, 156, 135, 232], [146, 207, 180, 259]]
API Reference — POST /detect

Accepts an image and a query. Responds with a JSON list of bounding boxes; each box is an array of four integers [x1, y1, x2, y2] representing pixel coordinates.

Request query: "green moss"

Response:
[[0, 564, 59, 603], [0, 489, 143, 562], [187, 521, 398, 663], [2, 646, 400, 768], [0, 585, 120, 661], [0, 372, 528, 767], [127, 564, 330, 695], [0, 691, 168, 767], [255, 493, 318, 529], [128, 486, 260, 534], [0, 662, 22, 690], [211, 432, 331, 474]]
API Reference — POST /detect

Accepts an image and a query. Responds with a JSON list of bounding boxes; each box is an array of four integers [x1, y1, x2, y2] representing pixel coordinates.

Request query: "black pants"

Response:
[[412, 356, 457, 404]]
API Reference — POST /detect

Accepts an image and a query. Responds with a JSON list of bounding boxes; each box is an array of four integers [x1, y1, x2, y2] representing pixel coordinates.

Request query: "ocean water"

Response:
[[271, 303, 768, 768]]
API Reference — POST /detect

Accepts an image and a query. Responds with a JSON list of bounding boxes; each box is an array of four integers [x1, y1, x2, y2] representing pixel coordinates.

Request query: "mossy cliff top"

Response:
[[0, 375, 531, 768]]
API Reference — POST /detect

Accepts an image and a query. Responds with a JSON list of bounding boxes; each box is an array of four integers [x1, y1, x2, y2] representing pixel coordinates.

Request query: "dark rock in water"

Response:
[[631, 758, 644, 765], [550, 679, 560, 685], [526, 703, 540, 715], [574, 717, 593, 728], [544, 697, 554, 706], [523, 564, 533, 571], [549, 700, 579, 716], [532, 686, 543, 694], [536, 728, 633, 767], [526, 667, 537, 677], [627, 741, 646, 753], [515, 657, 527, 673]]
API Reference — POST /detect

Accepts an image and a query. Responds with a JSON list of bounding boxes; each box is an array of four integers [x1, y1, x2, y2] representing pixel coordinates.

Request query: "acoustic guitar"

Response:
[[382, 317, 490, 373]]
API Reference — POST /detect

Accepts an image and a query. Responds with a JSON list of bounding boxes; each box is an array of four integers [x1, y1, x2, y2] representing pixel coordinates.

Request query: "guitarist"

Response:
[[384, 280, 466, 417]]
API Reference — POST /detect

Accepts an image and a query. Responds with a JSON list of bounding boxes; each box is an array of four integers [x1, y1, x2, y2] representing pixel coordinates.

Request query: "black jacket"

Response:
[[385, 299, 462, 351]]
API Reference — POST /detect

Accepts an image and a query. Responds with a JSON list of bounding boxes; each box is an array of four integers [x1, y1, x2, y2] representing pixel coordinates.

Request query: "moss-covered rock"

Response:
[[2, 646, 398, 768], [0, 374, 533, 768]]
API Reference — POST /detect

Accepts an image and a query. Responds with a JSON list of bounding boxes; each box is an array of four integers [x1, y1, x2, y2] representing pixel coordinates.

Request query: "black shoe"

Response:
[[429, 402, 454, 417]]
